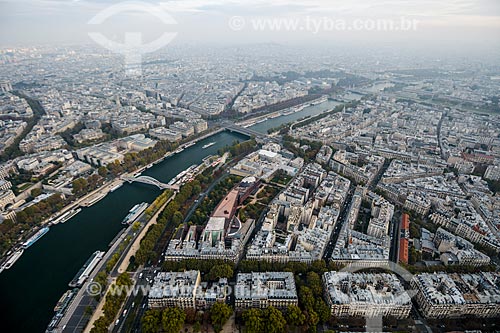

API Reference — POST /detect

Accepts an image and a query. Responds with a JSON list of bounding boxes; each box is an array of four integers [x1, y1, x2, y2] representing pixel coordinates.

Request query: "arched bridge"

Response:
[[123, 175, 180, 191]]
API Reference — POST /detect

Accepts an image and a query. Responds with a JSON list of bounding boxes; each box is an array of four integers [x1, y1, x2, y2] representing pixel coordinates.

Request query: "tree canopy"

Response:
[[210, 302, 232, 332]]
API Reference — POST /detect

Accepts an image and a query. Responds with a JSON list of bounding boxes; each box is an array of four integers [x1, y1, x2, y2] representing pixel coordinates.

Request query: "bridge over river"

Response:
[[122, 175, 180, 191], [222, 122, 280, 143]]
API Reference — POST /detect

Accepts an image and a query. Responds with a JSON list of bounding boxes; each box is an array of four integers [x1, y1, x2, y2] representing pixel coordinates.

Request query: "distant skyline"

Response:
[[1, 0, 500, 50]]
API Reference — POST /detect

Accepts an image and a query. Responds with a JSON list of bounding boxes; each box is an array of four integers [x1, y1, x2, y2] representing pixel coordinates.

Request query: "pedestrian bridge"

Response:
[[123, 175, 180, 191]]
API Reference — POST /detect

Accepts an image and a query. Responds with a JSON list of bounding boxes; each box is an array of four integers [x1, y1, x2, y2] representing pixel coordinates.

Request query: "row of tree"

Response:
[[161, 258, 343, 280], [1, 170, 106, 255], [161, 260, 235, 282], [134, 170, 211, 266], [238, 259, 340, 275], [144, 190, 174, 220], [0, 192, 67, 256], [95, 139, 179, 180], [72, 174, 104, 196], [296, 272, 332, 331], [242, 306, 287, 333], [161, 259, 232, 275], [142, 307, 186, 333], [134, 137, 257, 266], [1, 140, 179, 256], [141, 302, 233, 333], [15, 193, 65, 225], [189, 175, 242, 225], [241, 303, 330, 333], [402, 262, 497, 274], [218, 139, 257, 158], [90, 273, 133, 333]]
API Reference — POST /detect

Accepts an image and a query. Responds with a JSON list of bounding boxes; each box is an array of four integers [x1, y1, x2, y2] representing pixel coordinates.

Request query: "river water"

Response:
[[0, 130, 247, 333], [249, 99, 341, 134], [0, 98, 340, 332]]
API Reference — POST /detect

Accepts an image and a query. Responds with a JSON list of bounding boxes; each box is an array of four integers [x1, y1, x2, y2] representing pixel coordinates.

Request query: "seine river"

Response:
[[0, 99, 338, 332], [249, 99, 341, 134]]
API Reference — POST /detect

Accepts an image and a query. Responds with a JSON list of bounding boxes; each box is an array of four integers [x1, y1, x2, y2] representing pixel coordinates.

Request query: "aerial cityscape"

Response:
[[0, 1, 499, 333]]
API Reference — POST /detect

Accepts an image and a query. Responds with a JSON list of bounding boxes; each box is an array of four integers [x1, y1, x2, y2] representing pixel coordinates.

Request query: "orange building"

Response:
[[401, 213, 409, 229], [212, 189, 239, 222], [399, 238, 409, 264], [399, 213, 410, 264]]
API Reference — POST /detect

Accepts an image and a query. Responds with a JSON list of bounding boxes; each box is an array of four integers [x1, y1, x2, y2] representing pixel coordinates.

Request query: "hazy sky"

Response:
[[1, 0, 499, 49]]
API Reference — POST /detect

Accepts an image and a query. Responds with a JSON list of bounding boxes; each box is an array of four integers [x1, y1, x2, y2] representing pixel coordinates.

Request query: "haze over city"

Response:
[[1, 0, 500, 48]]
